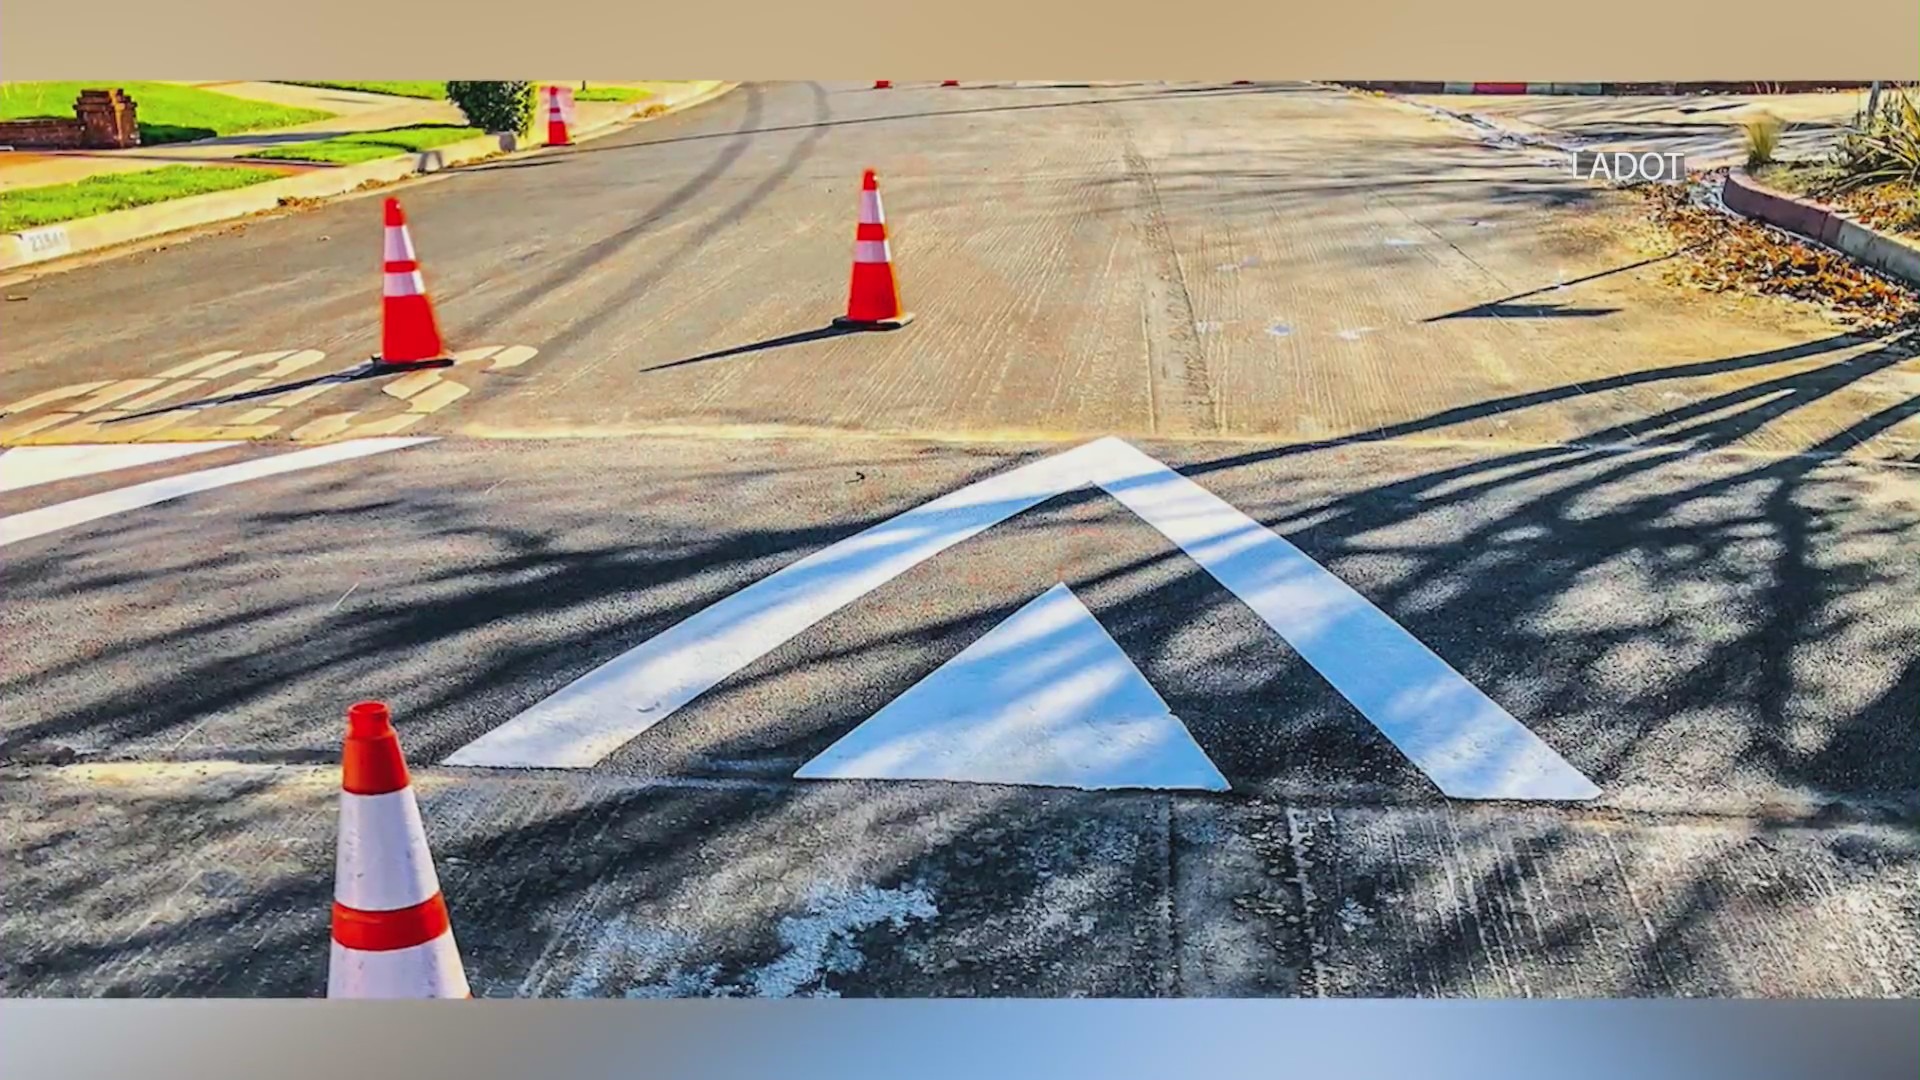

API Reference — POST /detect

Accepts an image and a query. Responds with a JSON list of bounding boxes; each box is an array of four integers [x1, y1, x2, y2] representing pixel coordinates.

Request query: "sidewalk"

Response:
[[0, 82, 702, 193], [1399, 90, 1879, 169]]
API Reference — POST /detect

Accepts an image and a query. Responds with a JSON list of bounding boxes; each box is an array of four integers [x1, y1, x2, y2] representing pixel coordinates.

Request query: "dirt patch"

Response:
[[1633, 180, 1920, 328]]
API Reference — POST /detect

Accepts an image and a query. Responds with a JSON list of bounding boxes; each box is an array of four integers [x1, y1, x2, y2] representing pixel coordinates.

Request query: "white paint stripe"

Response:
[[328, 931, 468, 999], [854, 240, 891, 264], [335, 787, 443, 910], [444, 440, 1115, 769], [858, 191, 885, 225], [0, 442, 239, 494], [795, 583, 1229, 791], [1, 382, 113, 413], [444, 437, 1597, 800], [156, 352, 241, 379], [0, 438, 435, 548], [1082, 441, 1599, 801], [384, 226, 416, 262], [384, 271, 426, 297], [203, 350, 295, 380]]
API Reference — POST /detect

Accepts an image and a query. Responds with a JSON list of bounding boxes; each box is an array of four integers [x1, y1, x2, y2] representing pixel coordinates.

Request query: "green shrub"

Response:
[[444, 81, 535, 135], [1831, 90, 1920, 192]]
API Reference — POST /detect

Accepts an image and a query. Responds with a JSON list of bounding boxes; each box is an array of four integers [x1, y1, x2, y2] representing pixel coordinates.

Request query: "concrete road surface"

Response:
[[2, 82, 1916, 1000]]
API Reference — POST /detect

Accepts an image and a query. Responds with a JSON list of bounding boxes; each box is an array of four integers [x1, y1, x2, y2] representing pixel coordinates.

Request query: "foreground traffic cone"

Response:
[[375, 198, 449, 367], [545, 85, 572, 146], [873, 80, 892, 89], [833, 168, 912, 331], [328, 701, 471, 999]]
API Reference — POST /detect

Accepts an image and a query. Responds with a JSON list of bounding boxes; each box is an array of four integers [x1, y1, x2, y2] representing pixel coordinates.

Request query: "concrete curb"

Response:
[[1340, 81, 1888, 96], [0, 81, 738, 275], [1722, 169, 1920, 289]]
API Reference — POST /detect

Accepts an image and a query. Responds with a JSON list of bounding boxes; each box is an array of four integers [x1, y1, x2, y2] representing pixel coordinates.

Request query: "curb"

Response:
[[1721, 169, 1920, 289], [1340, 81, 1888, 96], [0, 81, 739, 275]]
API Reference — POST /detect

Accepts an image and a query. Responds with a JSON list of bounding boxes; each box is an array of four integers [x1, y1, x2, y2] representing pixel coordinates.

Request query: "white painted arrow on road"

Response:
[[445, 437, 1600, 802], [795, 582, 1231, 792]]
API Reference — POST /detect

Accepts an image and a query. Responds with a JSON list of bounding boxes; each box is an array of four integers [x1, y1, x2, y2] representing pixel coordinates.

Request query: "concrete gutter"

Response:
[[1721, 169, 1920, 289], [0, 81, 739, 275]]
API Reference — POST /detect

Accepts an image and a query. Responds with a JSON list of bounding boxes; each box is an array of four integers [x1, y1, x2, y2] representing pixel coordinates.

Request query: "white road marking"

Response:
[[0, 438, 435, 548], [1085, 440, 1599, 801], [795, 583, 1229, 791], [445, 437, 1599, 801], [0, 442, 238, 493]]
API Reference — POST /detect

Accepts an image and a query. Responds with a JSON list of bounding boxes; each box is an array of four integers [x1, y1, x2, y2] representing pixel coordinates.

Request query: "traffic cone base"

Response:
[[833, 312, 915, 331]]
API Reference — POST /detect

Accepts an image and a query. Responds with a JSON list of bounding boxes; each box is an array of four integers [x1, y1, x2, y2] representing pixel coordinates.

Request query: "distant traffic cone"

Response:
[[941, 81, 960, 87], [545, 86, 572, 146], [833, 168, 912, 331], [873, 80, 892, 89], [375, 198, 449, 367], [328, 701, 471, 999]]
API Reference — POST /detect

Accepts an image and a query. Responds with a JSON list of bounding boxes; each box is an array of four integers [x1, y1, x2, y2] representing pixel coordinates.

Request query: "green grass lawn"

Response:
[[574, 86, 651, 103], [279, 81, 447, 100], [247, 124, 483, 165], [0, 82, 331, 144], [0, 165, 285, 231]]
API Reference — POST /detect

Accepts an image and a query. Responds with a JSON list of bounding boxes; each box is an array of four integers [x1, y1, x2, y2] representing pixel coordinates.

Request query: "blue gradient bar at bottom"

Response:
[[4, 1000, 1915, 1080]]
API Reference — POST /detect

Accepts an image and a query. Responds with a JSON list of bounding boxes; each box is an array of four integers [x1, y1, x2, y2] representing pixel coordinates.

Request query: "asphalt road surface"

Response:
[[2, 81, 1917, 1000]]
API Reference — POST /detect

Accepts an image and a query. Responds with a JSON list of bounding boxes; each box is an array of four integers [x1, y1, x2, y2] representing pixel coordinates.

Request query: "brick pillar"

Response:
[[75, 88, 140, 149]]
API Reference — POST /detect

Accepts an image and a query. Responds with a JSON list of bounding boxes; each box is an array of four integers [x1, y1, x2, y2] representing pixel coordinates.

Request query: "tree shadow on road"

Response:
[[2, 326, 1917, 999]]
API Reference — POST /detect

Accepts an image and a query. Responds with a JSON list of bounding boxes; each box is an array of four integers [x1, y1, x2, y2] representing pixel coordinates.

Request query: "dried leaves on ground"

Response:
[[1832, 181, 1920, 238], [1637, 181, 1920, 327]]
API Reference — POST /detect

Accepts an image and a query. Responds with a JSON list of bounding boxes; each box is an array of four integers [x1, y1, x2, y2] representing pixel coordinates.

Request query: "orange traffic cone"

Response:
[[545, 86, 572, 146], [873, 80, 892, 89], [833, 168, 912, 331], [328, 701, 471, 999], [376, 198, 449, 367]]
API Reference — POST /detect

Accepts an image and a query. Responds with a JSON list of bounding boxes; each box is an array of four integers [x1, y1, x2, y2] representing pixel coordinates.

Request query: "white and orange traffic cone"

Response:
[[832, 168, 913, 331], [328, 701, 471, 999], [375, 198, 450, 368], [545, 86, 572, 146]]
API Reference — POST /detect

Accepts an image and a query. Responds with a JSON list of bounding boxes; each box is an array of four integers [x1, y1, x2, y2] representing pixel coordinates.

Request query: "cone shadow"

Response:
[[105, 357, 455, 425], [640, 324, 866, 374]]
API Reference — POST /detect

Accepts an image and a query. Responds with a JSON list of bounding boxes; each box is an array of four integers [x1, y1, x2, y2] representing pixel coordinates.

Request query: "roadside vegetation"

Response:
[[1750, 90, 1920, 238], [575, 86, 650, 103], [280, 81, 447, 99], [0, 165, 284, 231], [248, 124, 482, 165], [0, 82, 330, 144]]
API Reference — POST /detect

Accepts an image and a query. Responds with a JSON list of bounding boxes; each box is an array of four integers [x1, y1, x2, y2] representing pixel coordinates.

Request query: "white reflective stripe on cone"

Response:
[[858, 192, 885, 225], [328, 932, 470, 999], [335, 788, 443, 911], [383, 227, 416, 262], [384, 271, 427, 297], [854, 240, 891, 263]]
